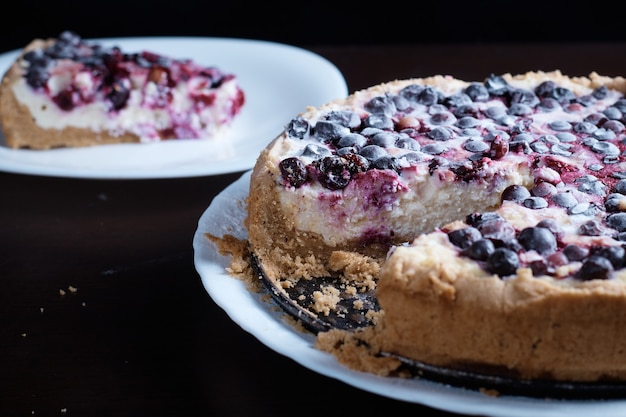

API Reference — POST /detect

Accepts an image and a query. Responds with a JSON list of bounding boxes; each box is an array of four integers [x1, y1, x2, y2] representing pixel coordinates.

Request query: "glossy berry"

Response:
[[487, 248, 519, 276], [575, 256, 613, 281], [447, 227, 481, 249], [501, 184, 531, 203], [279, 157, 308, 188], [517, 227, 557, 255], [464, 238, 495, 261], [316, 156, 352, 190]]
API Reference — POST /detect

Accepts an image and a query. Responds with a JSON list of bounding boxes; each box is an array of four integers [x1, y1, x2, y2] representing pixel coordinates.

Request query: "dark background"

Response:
[[1, 0, 625, 53], [2, 3, 626, 417]]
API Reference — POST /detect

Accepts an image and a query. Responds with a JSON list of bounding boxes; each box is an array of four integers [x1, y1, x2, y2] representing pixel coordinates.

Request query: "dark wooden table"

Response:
[[2, 42, 626, 417]]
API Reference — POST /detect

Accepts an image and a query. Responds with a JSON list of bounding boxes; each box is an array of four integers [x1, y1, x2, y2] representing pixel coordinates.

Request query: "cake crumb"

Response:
[[312, 286, 340, 315], [59, 289, 66, 296], [206, 233, 260, 292], [315, 327, 408, 377], [68, 285, 77, 293]]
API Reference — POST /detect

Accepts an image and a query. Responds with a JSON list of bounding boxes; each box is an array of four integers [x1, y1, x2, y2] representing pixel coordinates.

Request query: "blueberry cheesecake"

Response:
[[247, 70, 626, 382], [0, 31, 245, 149]]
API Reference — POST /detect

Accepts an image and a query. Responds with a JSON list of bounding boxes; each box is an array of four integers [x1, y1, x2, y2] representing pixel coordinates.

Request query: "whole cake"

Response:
[[0, 31, 245, 149], [246, 70, 626, 384]]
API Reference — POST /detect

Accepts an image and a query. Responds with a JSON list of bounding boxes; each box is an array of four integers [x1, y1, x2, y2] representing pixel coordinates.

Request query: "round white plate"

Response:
[[193, 171, 626, 417], [0, 37, 348, 179]]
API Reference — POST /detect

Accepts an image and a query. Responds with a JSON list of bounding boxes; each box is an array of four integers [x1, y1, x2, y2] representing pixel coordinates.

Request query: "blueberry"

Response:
[[313, 121, 350, 143], [501, 184, 531, 203], [614, 180, 626, 195], [593, 85, 610, 99], [508, 88, 539, 107], [591, 141, 620, 157], [484, 74, 510, 96], [464, 238, 495, 261], [456, 116, 480, 129], [517, 227, 557, 255], [536, 218, 564, 239], [563, 244, 589, 261], [415, 86, 444, 105], [477, 218, 516, 242], [302, 144, 332, 159], [395, 136, 421, 151], [464, 82, 490, 102], [552, 191, 578, 208], [370, 132, 397, 147], [538, 98, 561, 111], [574, 122, 598, 134], [372, 156, 401, 171], [508, 103, 533, 116], [427, 126, 453, 141], [279, 157, 308, 188], [363, 114, 394, 130], [463, 139, 490, 153], [556, 132, 577, 142], [337, 133, 367, 149], [576, 255, 613, 281], [107, 79, 130, 110], [603, 106, 622, 120], [487, 248, 519, 276], [316, 156, 352, 190], [549, 120, 572, 131], [579, 220, 603, 236], [523, 196, 548, 209], [531, 182, 557, 197], [448, 227, 481, 249], [342, 153, 370, 174], [445, 92, 473, 107], [484, 106, 507, 120], [605, 193, 626, 212], [287, 117, 310, 139], [421, 143, 447, 155], [398, 84, 425, 102], [603, 120, 625, 133], [589, 246, 626, 269], [535, 81, 576, 104], [454, 104, 479, 118], [466, 212, 502, 227], [430, 112, 456, 125], [326, 110, 361, 128], [364, 95, 396, 116], [607, 212, 626, 232], [359, 145, 388, 161]]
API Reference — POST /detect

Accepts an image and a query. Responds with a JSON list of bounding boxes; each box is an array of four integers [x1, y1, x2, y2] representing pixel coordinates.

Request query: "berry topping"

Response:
[[17, 31, 245, 141], [277, 73, 626, 282]]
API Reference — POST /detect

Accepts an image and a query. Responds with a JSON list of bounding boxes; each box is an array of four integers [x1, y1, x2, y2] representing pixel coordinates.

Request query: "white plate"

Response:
[[193, 171, 626, 417], [0, 37, 348, 179]]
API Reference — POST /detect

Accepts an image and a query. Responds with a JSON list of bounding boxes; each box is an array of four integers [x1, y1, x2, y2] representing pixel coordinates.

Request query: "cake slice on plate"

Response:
[[0, 31, 245, 149]]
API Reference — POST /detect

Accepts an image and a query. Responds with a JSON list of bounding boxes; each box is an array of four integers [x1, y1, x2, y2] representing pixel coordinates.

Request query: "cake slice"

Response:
[[0, 31, 245, 149]]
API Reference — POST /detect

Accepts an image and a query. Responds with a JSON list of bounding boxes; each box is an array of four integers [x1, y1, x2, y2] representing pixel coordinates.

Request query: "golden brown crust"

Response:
[[374, 233, 626, 382], [0, 38, 140, 149]]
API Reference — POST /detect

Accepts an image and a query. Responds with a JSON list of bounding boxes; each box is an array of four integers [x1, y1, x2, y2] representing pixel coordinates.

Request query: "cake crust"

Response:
[[375, 231, 626, 382]]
